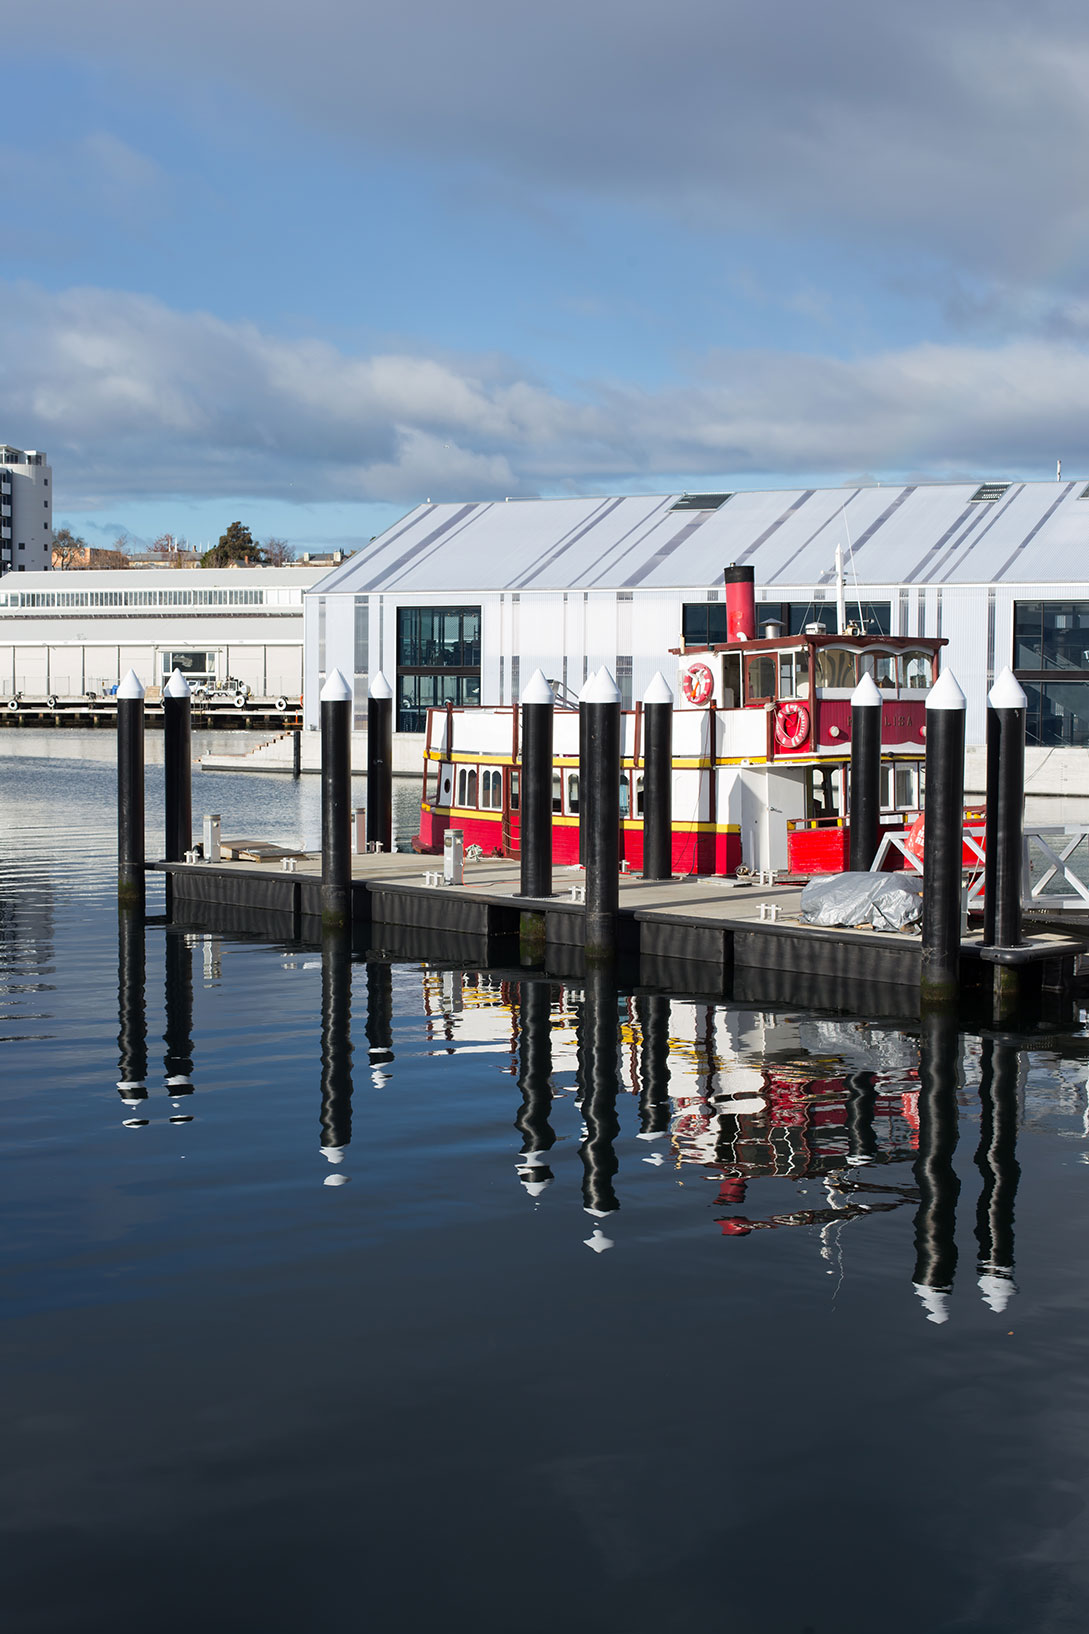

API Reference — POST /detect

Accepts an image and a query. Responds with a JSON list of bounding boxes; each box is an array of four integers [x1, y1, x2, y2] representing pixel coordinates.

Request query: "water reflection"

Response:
[[365, 960, 394, 1088], [116, 907, 148, 1125], [163, 931, 195, 1100], [514, 979, 556, 1200], [319, 927, 354, 1183], [577, 966, 621, 1238], [912, 1012, 962, 1324], [975, 1038, 1021, 1312]]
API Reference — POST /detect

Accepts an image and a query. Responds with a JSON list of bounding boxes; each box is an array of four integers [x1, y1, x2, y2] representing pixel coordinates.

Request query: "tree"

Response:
[[200, 520, 267, 568], [52, 526, 87, 569], [262, 535, 294, 566]]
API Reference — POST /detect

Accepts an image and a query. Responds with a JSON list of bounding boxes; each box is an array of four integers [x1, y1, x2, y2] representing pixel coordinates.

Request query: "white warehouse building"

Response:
[[303, 479, 1089, 750], [0, 566, 329, 702], [0, 445, 52, 577]]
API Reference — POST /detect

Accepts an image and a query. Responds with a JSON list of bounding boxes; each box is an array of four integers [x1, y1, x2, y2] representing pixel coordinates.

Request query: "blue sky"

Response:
[[4, 0, 1089, 553]]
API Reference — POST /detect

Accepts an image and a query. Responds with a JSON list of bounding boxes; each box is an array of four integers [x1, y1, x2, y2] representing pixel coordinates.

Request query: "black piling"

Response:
[[319, 926, 355, 1170], [519, 669, 554, 902], [163, 931, 195, 1095], [983, 667, 1028, 1021], [367, 671, 394, 856], [292, 728, 302, 780], [848, 672, 883, 871], [911, 1009, 961, 1323], [921, 668, 967, 1008], [577, 963, 621, 1226], [581, 667, 621, 964], [974, 1036, 1021, 1312], [642, 671, 674, 881], [116, 669, 145, 910], [515, 978, 556, 1198], [163, 669, 193, 864], [116, 905, 148, 1121], [320, 668, 353, 929]]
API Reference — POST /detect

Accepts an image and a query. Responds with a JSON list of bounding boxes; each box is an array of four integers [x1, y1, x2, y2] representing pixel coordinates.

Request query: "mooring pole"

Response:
[[320, 668, 353, 930], [163, 668, 192, 863], [974, 1036, 1020, 1313], [848, 671, 883, 871], [520, 669, 554, 899], [642, 671, 674, 880], [577, 962, 621, 1229], [292, 728, 302, 780], [367, 670, 394, 855], [163, 931, 195, 1096], [921, 668, 967, 1008], [912, 1007, 961, 1323], [116, 904, 148, 1119], [319, 925, 355, 1174], [116, 669, 146, 910], [581, 666, 621, 963], [515, 978, 556, 1199], [983, 667, 1028, 1020]]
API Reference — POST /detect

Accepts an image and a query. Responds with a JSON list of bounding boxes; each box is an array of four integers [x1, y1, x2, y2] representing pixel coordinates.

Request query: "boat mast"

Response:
[[834, 541, 847, 636]]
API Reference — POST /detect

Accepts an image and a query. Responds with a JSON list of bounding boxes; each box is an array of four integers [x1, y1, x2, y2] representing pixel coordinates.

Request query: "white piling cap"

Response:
[[580, 666, 622, 705], [988, 665, 1028, 711], [116, 669, 145, 700], [583, 1228, 615, 1254], [164, 668, 191, 699], [643, 670, 674, 705], [520, 668, 554, 705], [925, 668, 967, 711], [850, 672, 883, 709], [320, 668, 352, 702], [369, 670, 394, 700]]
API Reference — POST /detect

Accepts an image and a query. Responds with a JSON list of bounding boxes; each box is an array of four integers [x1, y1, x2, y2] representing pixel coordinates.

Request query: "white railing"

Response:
[[1023, 827, 1089, 909], [871, 825, 987, 906]]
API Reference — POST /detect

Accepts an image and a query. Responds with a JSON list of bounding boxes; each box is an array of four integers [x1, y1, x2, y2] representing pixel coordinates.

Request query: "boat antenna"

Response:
[[839, 498, 866, 632]]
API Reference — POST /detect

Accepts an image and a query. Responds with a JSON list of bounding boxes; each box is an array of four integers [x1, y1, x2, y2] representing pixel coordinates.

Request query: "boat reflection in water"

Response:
[[110, 919, 1031, 1321]]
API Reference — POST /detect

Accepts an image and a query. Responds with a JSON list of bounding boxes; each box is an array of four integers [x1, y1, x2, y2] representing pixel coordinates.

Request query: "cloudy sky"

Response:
[[4, 0, 1089, 550]]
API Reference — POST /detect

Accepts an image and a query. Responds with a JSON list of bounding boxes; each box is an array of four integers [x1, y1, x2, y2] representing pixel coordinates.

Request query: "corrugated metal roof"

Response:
[[315, 481, 1089, 594]]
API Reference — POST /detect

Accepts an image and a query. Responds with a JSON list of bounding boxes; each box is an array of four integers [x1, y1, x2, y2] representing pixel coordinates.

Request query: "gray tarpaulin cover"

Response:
[[799, 871, 923, 931]]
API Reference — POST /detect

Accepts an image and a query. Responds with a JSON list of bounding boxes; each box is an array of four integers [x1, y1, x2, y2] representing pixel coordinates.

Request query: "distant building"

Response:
[[52, 543, 129, 571], [0, 566, 330, 701], [0, 446, 52, 577]]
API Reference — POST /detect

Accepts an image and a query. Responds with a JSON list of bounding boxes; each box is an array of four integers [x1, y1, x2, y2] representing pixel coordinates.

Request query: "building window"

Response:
[[317, 598, 326, 674], [617, 654, 633, 709], [396, 604, 481, 732], [1014, 601, 1089, 744]]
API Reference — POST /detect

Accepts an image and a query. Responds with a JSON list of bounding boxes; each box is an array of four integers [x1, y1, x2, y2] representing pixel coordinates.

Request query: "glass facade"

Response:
[[683, 600, 891, 643], [396, 605, 481, 732], [1014, 602, 1089, 744]]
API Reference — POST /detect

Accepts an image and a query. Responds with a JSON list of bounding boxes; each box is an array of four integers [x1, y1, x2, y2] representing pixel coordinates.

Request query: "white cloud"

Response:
[[4, 282, 1089, 506]]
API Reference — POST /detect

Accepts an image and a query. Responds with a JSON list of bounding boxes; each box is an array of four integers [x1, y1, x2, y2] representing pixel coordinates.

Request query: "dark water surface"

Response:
[[4, 756, 1089, 1633]]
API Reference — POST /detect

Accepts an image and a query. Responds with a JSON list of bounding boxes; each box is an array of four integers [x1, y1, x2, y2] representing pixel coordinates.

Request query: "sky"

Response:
[[4, 0, 1089, 553]]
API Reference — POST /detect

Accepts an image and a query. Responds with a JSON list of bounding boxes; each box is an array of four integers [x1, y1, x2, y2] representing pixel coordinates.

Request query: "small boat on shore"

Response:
[[414, 566, 945, 876]]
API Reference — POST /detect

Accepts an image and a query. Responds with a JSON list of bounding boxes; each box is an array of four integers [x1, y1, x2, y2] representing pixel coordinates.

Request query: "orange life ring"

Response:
[[681, 662, 715, 706], [773, 702, 809, 749]]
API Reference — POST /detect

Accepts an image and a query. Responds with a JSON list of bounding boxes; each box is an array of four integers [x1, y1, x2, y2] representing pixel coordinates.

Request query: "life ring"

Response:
[[681, 662, 714, 706], [773, 702, 809, 749]]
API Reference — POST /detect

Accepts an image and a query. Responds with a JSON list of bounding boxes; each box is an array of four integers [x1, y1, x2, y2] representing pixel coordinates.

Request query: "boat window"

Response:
[[900, 652, 933, 689], [779, 654, 794, 698], [457, 768, 467, 806], [745, 653, 778, 702], [480, 769, 502, 809], [510, 771, 519, 812], [552, 772, 562, 813], [795, 645, 810, 695], [880, 765, 894, 810], [808, 765, 844, 819], [619, 776, 630, 818], [860, 651, 896, 689], [895, 763, 919, 809], [466, 768, 478, 807], [634, 773, 644, 817], [722, 652, 742, 708], [567, 773, 580, 814], [426, 762, 440, 806], [815, 647, 857, 689]]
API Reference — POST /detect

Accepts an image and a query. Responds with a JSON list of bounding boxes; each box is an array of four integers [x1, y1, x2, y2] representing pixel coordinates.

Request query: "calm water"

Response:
[[4, 755, 1089, 1633]]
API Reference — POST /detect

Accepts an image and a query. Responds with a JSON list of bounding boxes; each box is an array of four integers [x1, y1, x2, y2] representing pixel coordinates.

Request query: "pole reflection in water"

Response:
[[366, 960, 394, 1088], [636, 994, 671, 1146], [163, 931, 195, 1122], [116, 907, 148, 1126], [912, 1011, 962, 1323], [845, 1070, 879, 1167], [577, 964, 621, 1251], [975, 1037, 1021, 1312], [319, 927, 355, 1184], [514, 979, 556, 1200]]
